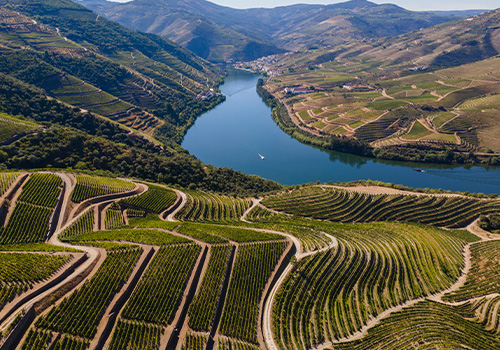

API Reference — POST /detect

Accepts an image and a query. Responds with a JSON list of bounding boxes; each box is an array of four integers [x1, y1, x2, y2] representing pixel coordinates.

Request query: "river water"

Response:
[[182, 70, 500, 194]]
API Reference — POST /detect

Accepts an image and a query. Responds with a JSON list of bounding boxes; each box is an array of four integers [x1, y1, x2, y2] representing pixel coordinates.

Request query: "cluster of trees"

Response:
[[375, 145, 500, 165], [479, 214, 500, 233]]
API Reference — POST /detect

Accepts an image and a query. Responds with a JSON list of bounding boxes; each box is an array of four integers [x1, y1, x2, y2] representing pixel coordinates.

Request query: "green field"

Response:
[[402, 120, 432, 140]]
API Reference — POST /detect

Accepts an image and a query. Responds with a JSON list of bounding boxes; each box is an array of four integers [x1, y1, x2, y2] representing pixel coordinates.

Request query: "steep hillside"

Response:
[[81, 0, 461, 59], [0, 0, 225, 144], [358, 8, 500, 68], [0, 171, 498, 350]]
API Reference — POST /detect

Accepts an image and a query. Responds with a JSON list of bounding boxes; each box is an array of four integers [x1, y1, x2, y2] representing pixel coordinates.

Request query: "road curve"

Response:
[[165, 189, 187, 222], [258, 228, 337, 350], [240, 198, 260, 223]]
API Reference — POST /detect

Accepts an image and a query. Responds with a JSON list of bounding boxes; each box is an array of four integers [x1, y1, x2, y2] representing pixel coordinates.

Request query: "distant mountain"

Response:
[[80, 0, 462, 61], [424, 10, 489, 17], [77, 0, 286, 62]]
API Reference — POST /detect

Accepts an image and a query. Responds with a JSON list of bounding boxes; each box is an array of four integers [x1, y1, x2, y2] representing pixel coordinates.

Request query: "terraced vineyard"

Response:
[[17, 173, 62, 208], [188, 244, 232, 331], [175, 190, 252, 222], [244, 211, 334, 252], [353, 112, 401, 143], [443, 240, 500, 302], [245, 205, 279, 222], [64, 228, 190, 246], [120, 184, 177, 213], [181, 333, 207, 350], [332, 301, 500, 350], [21, 329, 53, 350], [0, 253, 72, 310], [262, 186, 500, 228], [0, 118, 36, 142], [60, 209, 94, 239], [107, 321, 162, 350], [272, 222, 473, 350], [177, 223, 283, 243], [51, 336, 89, 350], [217, 337, 261, 350], [71, 175, 135, 203], [121, 244, 200, 325], [220, 241, 288, 344], [0, 172, 19, 196], [104, 204, 124, 230], [35, 247, 141, 339], [3, 171, 500, 350], [0, 173, 62, 244]]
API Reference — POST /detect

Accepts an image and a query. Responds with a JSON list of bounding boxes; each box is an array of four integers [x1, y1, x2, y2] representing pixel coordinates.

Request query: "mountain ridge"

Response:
[[80, 0, 468, 60]]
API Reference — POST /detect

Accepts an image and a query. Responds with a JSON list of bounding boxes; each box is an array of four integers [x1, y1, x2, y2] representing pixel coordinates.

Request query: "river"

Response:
[[182, 70, 500, 194]]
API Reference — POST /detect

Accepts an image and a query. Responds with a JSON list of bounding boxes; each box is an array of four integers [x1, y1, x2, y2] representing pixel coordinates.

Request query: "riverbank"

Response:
[[182, 70, 500, 194], [258, 79, 500, 167]]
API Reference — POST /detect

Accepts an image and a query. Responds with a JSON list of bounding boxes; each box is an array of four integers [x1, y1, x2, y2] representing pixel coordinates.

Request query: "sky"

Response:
[[108, 0, 496, 11], [206, 0, 495, 11]]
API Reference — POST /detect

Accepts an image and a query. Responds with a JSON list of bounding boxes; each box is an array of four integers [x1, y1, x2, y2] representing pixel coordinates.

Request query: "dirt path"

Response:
[[0, 173, 104, 334], [166, 189, 187, 222], [438, 110, 461, 130], [165, 245, 208, 350], [255, 227, 337, 350], [309, 221, 492, 350], [240, 198, 260, 223], [467, 218, 500, 240], [2, 174, 29, 227], [318, 184, 464, 198], [0, 173, 149, 345], [68, 182, 146, 220], [258, 239, 294, 349], [381, 89, 395, 100], [176, 245, 212, 349], [0, 173, 27, 225], [0, 252, 86, 328]]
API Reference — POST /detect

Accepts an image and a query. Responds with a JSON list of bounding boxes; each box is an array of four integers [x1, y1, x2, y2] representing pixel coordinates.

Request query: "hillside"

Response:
[[0, 0, 225, 145], [0, 172, 498, 350], [78, 0, 285, 62], [359, 8, 500, 68], [80, 0, 462, 60]]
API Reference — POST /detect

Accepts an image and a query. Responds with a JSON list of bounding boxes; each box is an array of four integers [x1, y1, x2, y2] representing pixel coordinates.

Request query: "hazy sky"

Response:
[[207, 0, 495, 11], [109, 0, 496, 11]]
